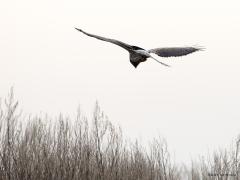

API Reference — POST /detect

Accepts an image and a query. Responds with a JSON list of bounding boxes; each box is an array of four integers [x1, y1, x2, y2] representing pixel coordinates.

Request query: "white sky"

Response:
[[1, 0, 240, 164]]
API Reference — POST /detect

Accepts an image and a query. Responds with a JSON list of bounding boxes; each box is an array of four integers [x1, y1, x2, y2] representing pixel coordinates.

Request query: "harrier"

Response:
[[75, 28, 203, 68]]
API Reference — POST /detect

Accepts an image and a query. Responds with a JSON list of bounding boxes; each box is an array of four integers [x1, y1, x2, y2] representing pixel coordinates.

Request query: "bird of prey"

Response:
[[75, 28, 203, 68]]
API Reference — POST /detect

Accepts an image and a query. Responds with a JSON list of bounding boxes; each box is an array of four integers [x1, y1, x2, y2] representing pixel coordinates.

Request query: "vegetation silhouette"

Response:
[[0, 89, 239, 180]]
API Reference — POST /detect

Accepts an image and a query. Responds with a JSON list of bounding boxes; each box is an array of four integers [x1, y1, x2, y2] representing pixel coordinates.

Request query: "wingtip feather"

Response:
[[75, 27, 83, 32], [193, 45, 206, 51]]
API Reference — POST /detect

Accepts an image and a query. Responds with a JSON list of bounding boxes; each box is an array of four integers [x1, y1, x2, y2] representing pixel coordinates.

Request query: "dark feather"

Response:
[[148, 47, 204, 58], [131, 46, 145, 50], [75, 28, 132, 51], [129, 53, 147, 68]]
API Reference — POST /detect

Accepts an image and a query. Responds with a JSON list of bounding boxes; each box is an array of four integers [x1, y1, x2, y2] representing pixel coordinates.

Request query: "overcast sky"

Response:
[[1, 0, 240, 164]]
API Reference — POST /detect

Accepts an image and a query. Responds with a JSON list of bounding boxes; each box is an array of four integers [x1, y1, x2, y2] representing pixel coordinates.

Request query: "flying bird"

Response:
[[75, 28, 203, 68]]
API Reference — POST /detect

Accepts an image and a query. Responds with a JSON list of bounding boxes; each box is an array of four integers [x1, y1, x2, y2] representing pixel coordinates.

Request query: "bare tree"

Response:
[[1, 90, 239, 180]]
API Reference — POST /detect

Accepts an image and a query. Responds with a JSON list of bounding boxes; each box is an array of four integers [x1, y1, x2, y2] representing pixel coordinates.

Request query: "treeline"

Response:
[[0, 90, 239, 180]]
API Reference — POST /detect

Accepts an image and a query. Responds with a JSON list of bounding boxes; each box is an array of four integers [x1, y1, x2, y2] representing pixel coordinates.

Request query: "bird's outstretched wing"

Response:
[[75, 28, 132, 51], [148, 46, 204, 58]]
